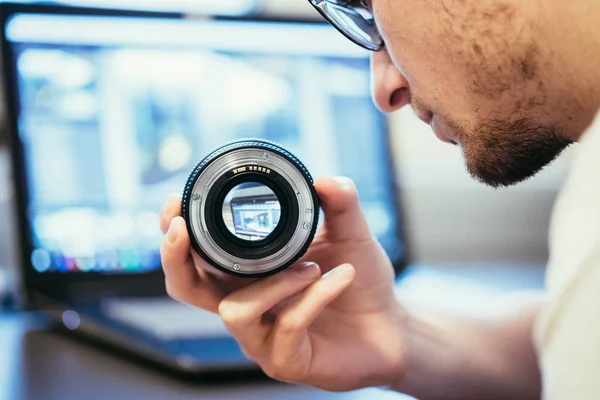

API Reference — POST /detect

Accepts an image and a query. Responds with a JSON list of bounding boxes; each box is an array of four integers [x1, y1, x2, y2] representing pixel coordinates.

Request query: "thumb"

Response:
[[314, 176, 372, 242]]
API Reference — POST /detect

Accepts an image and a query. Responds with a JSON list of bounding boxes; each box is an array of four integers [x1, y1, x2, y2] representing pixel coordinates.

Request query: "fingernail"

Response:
[[292, 262, 320, 278], [167, 218, 180, 244], [323, 264, 352, 279]]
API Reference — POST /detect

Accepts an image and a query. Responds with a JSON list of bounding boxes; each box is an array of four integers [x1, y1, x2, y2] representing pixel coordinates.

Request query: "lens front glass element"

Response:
[[222, 182, 282, 242]]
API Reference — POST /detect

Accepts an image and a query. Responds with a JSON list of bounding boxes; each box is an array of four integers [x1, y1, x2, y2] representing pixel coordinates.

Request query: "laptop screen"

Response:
[[4, 11, 407, 275]]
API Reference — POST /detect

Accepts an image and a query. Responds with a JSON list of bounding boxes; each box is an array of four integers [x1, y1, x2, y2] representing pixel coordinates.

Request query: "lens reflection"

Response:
[[223, 182, 281, 241], [316, 1, 383, 51]]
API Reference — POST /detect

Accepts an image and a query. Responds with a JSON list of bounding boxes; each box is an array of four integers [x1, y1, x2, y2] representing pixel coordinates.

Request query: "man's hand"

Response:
[[159, 177, 407, 391]]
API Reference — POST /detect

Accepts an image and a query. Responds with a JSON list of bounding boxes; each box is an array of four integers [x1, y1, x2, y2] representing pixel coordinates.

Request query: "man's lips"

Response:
[[415, 110, 433, 125], [416, 111, 458, 145]]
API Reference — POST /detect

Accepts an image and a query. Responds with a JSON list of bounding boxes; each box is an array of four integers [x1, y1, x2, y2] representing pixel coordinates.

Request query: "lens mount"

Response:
[[182, 139, 320, 278]]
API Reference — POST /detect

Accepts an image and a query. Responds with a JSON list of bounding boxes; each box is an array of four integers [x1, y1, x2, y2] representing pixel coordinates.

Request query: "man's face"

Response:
[[369, 0, 590, 187]]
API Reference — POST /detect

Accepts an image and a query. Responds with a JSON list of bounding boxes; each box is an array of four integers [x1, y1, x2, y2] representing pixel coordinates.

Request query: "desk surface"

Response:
[[0, 264, 545, 400], [0, 314, 412, 400]]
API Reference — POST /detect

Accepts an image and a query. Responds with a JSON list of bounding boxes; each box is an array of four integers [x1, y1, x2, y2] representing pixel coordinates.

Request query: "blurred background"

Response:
[[0, 0, 576, 399], [0, 0, 577, 286]]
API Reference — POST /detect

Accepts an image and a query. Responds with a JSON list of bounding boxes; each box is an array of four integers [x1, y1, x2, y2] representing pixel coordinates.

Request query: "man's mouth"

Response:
[[415, 110, 433, 126], [415, 110, 458, 145]]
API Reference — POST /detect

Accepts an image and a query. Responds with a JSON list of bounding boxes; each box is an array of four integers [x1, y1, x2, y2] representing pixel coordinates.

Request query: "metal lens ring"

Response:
[[182, 139, 320, 278]]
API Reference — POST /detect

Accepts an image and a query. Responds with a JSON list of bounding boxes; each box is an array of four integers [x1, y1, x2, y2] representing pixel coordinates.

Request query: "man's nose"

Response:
[[371, 48, 411, 113]]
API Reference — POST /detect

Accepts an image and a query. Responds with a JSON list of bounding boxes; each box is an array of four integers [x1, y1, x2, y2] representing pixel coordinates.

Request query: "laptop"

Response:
[[0, 2, 409, 376]]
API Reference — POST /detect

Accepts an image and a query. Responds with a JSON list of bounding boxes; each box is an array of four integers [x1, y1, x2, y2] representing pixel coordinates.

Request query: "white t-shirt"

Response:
[[535, 112, 600, 399]]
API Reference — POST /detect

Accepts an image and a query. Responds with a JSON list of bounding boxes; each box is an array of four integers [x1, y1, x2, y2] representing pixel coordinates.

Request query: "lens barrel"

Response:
[[182, 139, 320, 278]]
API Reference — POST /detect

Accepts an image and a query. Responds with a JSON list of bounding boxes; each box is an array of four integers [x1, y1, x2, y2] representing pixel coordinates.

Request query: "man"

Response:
[[159, 0, 600, 398]]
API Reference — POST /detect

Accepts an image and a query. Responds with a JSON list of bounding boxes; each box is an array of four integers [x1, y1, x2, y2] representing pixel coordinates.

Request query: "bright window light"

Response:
[[12, 0, 258, 15]]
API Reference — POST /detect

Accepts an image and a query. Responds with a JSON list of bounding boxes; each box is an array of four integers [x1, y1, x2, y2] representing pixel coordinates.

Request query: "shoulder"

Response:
[[535, 113, 600, 398], [538, 111, 600, 335], [548, 113, 600, 289]]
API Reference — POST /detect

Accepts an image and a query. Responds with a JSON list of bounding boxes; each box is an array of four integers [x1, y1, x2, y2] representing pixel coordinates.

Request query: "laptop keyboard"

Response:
[[102, 297, 231, 341]]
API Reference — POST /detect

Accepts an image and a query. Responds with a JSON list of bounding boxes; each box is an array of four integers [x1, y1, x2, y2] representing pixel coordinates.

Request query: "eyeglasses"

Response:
[[308, 0, 384, 51]]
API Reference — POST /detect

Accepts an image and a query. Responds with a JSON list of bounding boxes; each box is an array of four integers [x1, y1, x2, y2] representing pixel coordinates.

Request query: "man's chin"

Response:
[[464, 157, 540, 188], [460, 125, 573, 188]]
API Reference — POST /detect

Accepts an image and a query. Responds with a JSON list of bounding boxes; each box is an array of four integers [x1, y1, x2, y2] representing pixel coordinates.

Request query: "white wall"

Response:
[[261, 0, 317, 17]]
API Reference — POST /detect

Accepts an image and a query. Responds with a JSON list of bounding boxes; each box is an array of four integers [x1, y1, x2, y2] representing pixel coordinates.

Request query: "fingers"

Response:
[[161, 216, 222, 313], [270, 264, 355, 370], [218, 262, 321, 355], [314, 177, 372, 242], [160, 195, 182, 234]]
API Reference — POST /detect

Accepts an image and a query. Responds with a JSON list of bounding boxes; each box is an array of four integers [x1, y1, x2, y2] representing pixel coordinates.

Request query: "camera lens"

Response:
[[182, 139, 320, 278]]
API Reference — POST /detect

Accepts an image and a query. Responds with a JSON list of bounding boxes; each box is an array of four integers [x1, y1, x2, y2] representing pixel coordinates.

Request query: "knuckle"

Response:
[[159, 208, 170, 226], [159, 204, 168, 217], [159, 204, 167, 218], [276, 313, 304, 334], [264, 356, 301, 383], [262, 365, 288, 382], [160, 220, 170, 234], [218, 300, 246, 326], [159, 238, 172, 259], [169, 193, 182, 204], [270, 357, 289, 376], [159, 241, 168, 257]]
